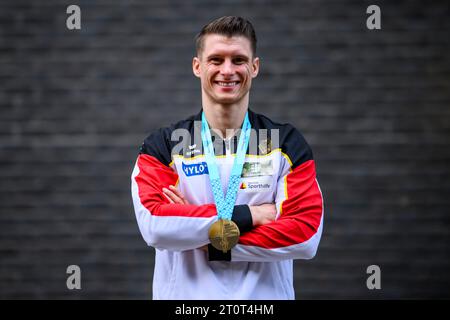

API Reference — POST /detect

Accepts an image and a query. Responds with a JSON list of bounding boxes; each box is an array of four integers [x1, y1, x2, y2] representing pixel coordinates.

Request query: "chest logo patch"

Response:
[[241, 159, 274, 177], [182, 162, 209, 177], [239, 176, 273, 193]]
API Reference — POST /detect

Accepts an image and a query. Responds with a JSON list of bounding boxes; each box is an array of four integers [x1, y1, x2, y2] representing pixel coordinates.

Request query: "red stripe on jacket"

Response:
[[239, 160, 323, 249], [135, 154, 217, 218]]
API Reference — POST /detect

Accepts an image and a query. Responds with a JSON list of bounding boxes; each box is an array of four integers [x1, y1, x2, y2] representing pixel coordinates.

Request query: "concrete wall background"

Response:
[[0, 0, 449, 299]]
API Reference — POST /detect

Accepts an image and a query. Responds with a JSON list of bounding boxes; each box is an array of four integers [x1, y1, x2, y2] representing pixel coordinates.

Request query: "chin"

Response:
[[215, 97, 241, 105], [213, 92, 247, 104]]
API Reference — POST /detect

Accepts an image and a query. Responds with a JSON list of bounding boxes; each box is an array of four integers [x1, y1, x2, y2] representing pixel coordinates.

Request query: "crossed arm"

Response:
[[162, 185, 277, 253], [132, 153, 324, 262], [163, 185, 277, 226]]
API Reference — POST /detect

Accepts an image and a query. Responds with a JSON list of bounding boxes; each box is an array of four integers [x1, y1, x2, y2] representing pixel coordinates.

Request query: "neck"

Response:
[[202, 96, 249, 139]]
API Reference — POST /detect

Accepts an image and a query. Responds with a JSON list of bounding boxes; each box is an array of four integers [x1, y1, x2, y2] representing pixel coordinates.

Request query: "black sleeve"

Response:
[[139, 127, 173, 166]]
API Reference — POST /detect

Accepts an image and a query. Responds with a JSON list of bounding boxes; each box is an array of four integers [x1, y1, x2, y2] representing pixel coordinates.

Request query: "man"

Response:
[[131, 16, 324, 300]]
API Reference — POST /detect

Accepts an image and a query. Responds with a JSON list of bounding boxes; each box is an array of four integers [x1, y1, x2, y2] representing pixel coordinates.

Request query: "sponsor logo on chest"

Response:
[[240, 176, 273, 193], [182, 162, 209, 177]]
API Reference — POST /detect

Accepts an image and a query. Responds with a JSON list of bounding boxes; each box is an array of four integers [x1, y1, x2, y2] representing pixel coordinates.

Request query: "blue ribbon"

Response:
[[201, 111, 251, 221]]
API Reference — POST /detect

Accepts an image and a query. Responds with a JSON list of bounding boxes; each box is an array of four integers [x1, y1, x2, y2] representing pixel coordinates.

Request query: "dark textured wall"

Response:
[[0, 0, 449, 299]]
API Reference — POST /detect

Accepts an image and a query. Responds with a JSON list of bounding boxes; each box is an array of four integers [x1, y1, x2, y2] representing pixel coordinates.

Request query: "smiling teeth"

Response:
[[217, 82, 237, 86]]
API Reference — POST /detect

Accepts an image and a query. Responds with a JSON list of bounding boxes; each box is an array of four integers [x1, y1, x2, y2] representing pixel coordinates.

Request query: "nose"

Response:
[[220, 59, 235, 77]]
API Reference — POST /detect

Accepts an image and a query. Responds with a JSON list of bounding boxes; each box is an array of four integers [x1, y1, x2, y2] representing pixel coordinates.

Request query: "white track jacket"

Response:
[[131, 109, 324, 299]]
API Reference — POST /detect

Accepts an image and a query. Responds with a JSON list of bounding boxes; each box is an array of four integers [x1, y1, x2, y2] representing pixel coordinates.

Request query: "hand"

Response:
[[249, 204, 277, 226], [162, 185, 190, 204]]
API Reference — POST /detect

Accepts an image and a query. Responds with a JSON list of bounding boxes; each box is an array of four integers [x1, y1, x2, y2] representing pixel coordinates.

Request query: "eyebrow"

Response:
[[206, 54, 250, 60]]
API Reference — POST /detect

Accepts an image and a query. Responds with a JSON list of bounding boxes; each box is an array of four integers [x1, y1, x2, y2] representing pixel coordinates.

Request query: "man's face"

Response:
[[193, 34, 259, 105]]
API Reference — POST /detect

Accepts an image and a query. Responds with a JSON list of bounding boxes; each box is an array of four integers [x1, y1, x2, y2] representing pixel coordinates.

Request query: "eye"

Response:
[[209, 58, 222, 65], [233, 58, 245, 64]]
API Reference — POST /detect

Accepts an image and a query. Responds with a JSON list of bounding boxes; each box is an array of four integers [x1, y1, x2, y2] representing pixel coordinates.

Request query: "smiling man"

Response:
[[131, 16, 324, 300]]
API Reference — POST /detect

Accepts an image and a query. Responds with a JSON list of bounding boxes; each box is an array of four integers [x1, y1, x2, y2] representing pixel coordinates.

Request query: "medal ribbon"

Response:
[[201, 111, 251, 221]]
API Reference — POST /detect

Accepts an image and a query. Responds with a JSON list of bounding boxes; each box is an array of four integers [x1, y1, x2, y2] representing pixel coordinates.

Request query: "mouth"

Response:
[[214, 81, 240, 88]]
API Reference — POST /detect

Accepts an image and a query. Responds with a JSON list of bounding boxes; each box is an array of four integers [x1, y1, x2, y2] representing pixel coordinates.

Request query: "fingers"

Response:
[[249, 203, 278, 226], [162, 192, 175, 203], [162, 185, 189, 204], [169, 185, 187, 203], [162, 187, 183, 204]]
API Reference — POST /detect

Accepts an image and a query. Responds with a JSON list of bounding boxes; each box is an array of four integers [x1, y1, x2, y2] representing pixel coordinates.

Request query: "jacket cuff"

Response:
[[231, 204, 253, 233], [208, 244, 231, 261]]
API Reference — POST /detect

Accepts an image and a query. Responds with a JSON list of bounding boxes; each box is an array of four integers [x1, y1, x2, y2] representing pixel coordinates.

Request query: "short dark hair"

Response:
[[195, 16, 257, 57]]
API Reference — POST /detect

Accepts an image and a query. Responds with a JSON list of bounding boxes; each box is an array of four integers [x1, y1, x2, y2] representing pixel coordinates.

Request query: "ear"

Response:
[[192, 57, 201, 78], [251, 57, 260, 78]]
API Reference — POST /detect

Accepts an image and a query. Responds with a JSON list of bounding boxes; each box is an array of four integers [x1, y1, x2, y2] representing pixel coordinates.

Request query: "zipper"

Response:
[[224, 138, 231, 157]]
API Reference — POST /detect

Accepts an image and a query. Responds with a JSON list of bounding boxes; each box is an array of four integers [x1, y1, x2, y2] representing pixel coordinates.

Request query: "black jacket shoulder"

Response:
[[140, 109, 313, 169], [139, 113, 200, 166], [249, 110, 313, 169]]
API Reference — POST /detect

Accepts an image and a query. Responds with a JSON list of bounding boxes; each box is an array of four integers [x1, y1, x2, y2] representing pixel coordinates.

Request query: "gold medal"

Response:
[[208, 219, 240, 253]]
